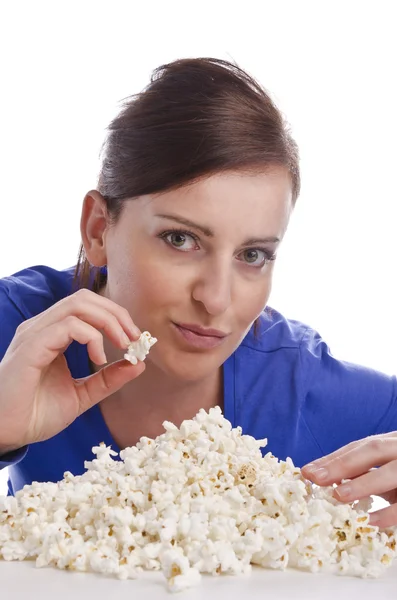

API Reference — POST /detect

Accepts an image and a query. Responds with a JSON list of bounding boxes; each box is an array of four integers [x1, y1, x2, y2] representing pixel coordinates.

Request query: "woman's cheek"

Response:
[[239, 275, 272, 321], [133, 258, 189, 308]]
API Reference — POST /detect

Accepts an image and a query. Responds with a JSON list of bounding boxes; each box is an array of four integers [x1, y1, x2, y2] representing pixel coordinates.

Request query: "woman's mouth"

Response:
[[171, 322, 229, 350]]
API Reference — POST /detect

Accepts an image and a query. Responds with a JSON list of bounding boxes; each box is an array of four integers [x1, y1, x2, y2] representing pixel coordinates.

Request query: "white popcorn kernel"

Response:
[[124, 331, 157, 365], [167, 567, 202, 592]]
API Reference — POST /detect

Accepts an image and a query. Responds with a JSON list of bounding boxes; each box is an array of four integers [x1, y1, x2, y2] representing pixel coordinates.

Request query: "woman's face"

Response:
[[97, 169, 293, 381]]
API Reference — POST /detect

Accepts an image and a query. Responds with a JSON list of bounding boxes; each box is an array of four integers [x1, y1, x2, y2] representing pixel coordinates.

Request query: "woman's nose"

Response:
[[192, 262, 232, 316]]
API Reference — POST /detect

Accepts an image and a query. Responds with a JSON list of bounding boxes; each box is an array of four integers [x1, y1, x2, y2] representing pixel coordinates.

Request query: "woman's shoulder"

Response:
[[0, 264, 75, 319], [240, 306, 312, 354]]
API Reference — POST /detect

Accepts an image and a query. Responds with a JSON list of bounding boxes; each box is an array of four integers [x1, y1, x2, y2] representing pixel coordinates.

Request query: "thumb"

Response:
[[73, 359, 145, 415]]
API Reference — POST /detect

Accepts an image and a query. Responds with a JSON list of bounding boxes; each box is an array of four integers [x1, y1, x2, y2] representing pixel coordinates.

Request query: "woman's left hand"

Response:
[[301, 432, 397, 528]]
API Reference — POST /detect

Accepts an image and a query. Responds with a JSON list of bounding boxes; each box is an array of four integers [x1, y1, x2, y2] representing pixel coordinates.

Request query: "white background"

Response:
[[0, 0, 395, 511]]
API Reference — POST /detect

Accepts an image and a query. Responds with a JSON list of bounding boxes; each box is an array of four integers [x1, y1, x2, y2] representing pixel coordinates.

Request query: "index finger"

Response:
[[301, 434, 397, 485], [27, 288, 141, 341]]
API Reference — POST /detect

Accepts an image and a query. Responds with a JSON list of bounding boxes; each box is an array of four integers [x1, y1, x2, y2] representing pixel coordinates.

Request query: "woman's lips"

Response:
[[172, 323, 228, 349]]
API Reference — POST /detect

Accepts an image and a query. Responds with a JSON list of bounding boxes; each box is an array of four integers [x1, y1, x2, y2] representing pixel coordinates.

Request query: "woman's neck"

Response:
[[93, 354, 223, 449], [121, 359, 222, 421]]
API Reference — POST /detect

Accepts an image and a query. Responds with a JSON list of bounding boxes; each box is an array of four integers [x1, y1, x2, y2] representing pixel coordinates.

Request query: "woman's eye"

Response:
[[163, 231, 198, 251], [238, 248, 273, 267]]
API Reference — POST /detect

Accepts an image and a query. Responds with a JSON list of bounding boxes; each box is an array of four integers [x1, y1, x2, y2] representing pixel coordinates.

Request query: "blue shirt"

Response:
[[1, 265, 396, 496]]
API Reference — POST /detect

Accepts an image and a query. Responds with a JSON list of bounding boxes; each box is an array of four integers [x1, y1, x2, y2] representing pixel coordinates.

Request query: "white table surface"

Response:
[[1, 559, 396, 600]]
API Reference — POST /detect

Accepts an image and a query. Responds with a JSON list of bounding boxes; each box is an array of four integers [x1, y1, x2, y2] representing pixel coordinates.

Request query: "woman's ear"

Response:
[[80, 190, 109, 267]]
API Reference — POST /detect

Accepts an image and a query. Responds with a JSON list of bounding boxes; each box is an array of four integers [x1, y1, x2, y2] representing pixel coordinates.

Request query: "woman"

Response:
[[0, 57, 396, 527]]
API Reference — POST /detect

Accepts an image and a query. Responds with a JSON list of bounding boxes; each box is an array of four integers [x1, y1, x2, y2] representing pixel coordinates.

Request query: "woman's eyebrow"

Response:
[[155, 213, 280, 245], [155, 213, 214, 237], [242, 236, 280, 245]]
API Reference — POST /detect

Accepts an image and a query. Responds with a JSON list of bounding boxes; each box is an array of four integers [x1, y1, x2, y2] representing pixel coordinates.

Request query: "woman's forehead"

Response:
[[132, 170, 292, 230], [156, 169, 291, 199]]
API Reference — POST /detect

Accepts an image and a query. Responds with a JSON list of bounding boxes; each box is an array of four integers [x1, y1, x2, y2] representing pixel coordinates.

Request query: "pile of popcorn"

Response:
[[0, 407, 396, 592]]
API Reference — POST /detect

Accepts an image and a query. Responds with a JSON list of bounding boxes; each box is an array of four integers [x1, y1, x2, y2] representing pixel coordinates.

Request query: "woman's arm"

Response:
[[297, 325, 397, 527]]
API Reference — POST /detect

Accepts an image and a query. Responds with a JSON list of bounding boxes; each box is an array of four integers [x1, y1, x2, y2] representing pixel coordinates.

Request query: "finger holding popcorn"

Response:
[[14, 288, 141, 353], [0, 290, 152, 451]]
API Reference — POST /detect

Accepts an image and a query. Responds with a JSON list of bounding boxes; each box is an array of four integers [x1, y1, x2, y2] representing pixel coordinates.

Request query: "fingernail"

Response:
[[122, 333, 131, 347], [309, 467, 329, 481], [304, 461, 326, 471], [335, 484, 352, 499], [129, 325, 141, 339], [303, 463, 318, 471]]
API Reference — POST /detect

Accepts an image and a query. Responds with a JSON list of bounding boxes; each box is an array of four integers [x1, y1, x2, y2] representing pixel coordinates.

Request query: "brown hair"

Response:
[[73, 57, 300, 311]]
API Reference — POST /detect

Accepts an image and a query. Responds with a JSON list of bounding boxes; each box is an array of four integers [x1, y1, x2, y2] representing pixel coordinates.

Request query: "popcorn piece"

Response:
[[167, 567, 202, 592], [0, 407, 396, 593], [161, 548, 201, 591], [124, 331, 157, 365]]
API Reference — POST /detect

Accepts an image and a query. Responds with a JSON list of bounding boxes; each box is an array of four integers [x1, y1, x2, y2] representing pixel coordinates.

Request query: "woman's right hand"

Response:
[[0, 288, 145, 453]]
